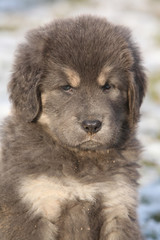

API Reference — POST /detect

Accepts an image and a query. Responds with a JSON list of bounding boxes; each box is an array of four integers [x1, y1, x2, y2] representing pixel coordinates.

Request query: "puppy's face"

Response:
[[9, 16, 146, 151], [39, 65, 130, 150]]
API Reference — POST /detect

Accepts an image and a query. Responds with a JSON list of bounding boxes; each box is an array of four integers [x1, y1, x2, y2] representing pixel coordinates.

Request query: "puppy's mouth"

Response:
[[78, 139, 103, 150]]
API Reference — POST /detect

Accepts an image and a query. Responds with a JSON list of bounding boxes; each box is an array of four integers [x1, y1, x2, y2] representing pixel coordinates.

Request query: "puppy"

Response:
[[0, 15, 146, 240]]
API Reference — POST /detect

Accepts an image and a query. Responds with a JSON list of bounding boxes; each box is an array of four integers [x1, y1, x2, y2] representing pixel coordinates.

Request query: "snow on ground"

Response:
[[0, 0, 160, 239], [139, 180, 160, 240]]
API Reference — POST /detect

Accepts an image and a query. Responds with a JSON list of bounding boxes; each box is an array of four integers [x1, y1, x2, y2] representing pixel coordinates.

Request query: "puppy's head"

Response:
[[9, 16, 147, 150]]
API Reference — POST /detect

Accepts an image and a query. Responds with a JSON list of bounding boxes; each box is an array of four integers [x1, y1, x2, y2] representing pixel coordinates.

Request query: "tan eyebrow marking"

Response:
[[97, 65, 113, 86], [63, 68, 80, 88]]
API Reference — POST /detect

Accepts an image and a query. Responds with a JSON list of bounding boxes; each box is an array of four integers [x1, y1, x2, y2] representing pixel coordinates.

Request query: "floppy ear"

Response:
[[128, 74, 139, 125], [114, 26, 147, 125], [8, 31, 45, 122], [128, 48, 147, 125], [132, 48, 147, 107], [115, 26, 147, 125]]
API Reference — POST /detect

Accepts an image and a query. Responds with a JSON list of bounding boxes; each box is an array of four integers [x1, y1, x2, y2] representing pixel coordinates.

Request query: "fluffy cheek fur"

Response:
[[39, 90, 127, 150]]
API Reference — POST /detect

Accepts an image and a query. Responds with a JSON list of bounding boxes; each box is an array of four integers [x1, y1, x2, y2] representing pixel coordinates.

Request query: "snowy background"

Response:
[[0, 0, 160, 239]]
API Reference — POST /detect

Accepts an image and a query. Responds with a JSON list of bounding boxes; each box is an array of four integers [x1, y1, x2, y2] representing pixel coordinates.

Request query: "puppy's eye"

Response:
[[61, 85, 73, 92], [102, 82, 111, 91]]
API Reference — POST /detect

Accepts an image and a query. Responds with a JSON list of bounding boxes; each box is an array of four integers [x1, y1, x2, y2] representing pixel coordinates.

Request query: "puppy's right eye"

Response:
[[61, 85, 73, 93]]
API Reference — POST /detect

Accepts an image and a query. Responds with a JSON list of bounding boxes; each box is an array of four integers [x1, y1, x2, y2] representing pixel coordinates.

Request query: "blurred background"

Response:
[[0, 0, 160, 239]]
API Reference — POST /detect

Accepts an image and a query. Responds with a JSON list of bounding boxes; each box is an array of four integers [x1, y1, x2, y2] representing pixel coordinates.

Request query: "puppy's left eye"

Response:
[[102, 82, 112, 91]]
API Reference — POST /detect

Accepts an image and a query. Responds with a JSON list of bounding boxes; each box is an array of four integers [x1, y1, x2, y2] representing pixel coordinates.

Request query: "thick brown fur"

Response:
[[0, 15, 146, 240]]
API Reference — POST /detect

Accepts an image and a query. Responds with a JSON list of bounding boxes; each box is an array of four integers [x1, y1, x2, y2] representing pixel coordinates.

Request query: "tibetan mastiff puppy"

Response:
[[0, 15, 146, 240]]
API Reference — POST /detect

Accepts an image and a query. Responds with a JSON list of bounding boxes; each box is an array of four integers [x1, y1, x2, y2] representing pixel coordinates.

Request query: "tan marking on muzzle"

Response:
[[38, 93, 50, 125]]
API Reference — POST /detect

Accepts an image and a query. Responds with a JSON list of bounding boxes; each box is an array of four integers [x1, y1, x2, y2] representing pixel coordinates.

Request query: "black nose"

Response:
[[82, 120, 102, 134]]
